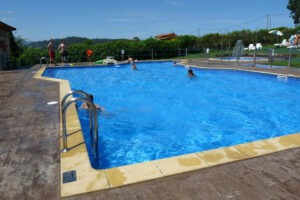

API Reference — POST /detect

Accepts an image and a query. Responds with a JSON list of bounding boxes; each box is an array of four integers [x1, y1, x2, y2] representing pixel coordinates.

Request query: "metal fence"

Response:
[[7, 46, 300, 69], [61, 48, 203, 63], [186, 47, 299, 69]]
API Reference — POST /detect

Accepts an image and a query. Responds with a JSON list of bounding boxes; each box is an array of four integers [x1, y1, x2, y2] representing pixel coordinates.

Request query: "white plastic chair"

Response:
[[248, 44, 255, 50], [256, 43, 262, 50]]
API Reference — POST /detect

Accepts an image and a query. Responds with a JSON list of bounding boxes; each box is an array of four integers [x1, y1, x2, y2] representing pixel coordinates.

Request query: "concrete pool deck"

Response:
[[0, 61, 300, 199]]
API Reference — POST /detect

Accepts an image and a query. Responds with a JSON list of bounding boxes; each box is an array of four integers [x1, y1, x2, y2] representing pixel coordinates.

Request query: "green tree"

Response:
[[177, 35, 197, 48], [132, 37, 140, 42], [68, 43, 89, 62], [84, 39, 93, 46], [8, 33, 26, 69], [17, 48, 47, 66], [9, 33, 24, 58], [287, 0, 300, 26]]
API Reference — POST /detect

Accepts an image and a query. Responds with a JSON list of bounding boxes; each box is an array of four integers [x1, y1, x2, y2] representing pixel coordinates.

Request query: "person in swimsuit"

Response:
[[47, 39, 56, 65], [86, 49, 93, 63], [187, 67, 195, 77], [80, 94, 105, 111], [131, 62, 137, 70], [58, 40, 67, 65], [128, 57, 137, 70]]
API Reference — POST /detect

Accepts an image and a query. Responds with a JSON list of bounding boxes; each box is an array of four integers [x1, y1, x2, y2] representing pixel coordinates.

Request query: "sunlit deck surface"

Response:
[[0, 60, 299, 200]]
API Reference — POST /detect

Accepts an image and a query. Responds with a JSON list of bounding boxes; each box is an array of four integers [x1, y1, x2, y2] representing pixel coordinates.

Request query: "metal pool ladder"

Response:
[[61, 90, 98, 159], [40, 57, 48, 67]]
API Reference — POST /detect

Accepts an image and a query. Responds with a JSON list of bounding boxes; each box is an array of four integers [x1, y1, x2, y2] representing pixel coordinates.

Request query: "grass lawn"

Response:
[[262, 59, 300, 68]]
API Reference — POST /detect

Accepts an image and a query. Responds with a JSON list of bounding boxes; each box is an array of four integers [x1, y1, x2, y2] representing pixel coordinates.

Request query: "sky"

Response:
[[0, 0, 294, 42]]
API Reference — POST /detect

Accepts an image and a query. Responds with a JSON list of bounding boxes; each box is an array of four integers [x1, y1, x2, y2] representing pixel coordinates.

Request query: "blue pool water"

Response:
[[43, 62, 300, 169]]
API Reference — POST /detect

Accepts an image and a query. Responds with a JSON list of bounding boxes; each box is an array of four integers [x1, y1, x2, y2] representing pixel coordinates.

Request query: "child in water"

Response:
[[187, 67, 195, 77]]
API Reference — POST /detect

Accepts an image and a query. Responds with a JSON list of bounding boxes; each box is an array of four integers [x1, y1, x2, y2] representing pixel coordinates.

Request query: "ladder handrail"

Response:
[[61, 90, 90, 108], [61, 96, 99, 161], [61, 90, 93, 144], [40, 57, 48, 67]]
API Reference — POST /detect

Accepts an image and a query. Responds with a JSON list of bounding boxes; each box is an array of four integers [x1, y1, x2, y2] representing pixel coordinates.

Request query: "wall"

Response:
[[0, 30, 10, 70]]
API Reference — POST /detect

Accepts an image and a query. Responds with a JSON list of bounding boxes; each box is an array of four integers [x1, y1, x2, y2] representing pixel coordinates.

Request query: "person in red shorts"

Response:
[[47, 39, 56, 65], [86, 49, 93, 63]]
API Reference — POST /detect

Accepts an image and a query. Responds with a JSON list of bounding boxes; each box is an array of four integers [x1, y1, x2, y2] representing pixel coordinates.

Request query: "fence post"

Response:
[[151, 49, 153, 60], [252, 47, 257, 67], [288, 47, 292, 68], [77, 50, 79, 63], [121, 49, 125, 61], [205, 48, 209, 63], [268, 49, 274, 68]]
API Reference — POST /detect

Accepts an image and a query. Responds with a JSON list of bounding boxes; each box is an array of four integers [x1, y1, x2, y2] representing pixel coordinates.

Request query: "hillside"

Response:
[[26, 36, 114, 49]]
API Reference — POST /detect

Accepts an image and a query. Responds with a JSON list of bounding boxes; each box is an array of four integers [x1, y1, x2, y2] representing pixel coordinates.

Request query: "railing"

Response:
[[40, 57, 48, 67], [198, 47, 297, 68], [61, 90, 91, 107], [61, 90, 98, 160]]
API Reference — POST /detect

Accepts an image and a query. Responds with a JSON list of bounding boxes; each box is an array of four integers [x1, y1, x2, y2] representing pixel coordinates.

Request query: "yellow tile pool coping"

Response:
[[34, 65, 300, 197]]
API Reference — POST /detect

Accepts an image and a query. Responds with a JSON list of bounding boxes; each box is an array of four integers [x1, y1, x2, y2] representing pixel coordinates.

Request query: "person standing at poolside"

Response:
[[47, 39, 56, 65], [86, 49, 93, 63], [58, 40, 67, 65]]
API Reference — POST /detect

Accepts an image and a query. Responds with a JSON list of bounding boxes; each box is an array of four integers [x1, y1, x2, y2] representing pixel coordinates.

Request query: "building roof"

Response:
[[0, 21, 16, 32], [155, 33, 177, 40]]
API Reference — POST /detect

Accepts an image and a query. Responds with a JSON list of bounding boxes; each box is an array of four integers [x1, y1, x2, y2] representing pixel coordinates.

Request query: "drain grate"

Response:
[[63, 170, 77, 183]]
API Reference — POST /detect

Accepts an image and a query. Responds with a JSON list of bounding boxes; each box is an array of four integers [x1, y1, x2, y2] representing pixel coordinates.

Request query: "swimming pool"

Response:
[[43, 62, 300, 169]]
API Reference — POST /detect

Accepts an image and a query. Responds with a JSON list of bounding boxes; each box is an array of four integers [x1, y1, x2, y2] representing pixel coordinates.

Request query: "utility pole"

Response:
[[267, 14, 269, 30]]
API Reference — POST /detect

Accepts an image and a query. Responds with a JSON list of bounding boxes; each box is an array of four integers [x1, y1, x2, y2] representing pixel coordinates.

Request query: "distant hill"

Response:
[[26, 36, 114, 49]]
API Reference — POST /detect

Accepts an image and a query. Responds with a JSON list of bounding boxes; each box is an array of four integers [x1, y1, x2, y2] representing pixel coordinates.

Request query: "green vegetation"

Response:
[[287, 0, 300, 26], [8, 26, 300, 69]]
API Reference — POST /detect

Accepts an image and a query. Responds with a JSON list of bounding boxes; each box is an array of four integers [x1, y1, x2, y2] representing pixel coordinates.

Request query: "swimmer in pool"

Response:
[[131, 62, 137, 70], [187, 68, 195, 77], [80, 94, 105, 111]]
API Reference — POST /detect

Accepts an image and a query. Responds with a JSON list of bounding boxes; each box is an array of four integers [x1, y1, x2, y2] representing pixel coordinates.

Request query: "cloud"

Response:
[[0, 11, 13, 22]]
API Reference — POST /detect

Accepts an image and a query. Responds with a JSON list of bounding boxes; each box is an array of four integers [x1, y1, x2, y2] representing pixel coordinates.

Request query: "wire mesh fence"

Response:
[[7, 46, 300, 69], [214, 47, 294, 69]]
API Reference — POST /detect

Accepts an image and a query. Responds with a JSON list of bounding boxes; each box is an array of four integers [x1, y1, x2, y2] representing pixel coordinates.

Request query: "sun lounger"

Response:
[[274, 39, 288, 47], [287, 45, 298, 49]]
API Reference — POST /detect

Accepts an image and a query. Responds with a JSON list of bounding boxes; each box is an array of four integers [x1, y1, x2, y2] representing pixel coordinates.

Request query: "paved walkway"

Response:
[[0, 67, 61, 199], [0, 63, 299, 200]]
